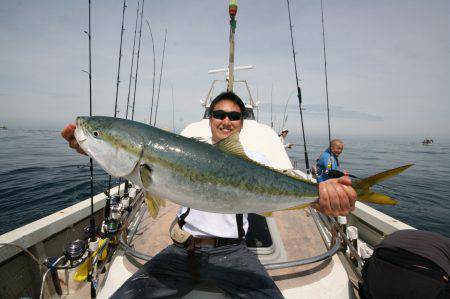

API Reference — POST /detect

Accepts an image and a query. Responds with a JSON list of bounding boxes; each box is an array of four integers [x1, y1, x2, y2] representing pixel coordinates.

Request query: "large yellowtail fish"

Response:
[[74, 116, 412, 218]]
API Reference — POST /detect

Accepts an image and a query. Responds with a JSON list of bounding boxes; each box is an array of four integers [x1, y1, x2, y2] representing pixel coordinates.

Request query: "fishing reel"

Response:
[[101, 202, 122, 238], [101, 218, 122, 238], [110, 201, 121, 220], [64, 239, 87, 260], [63, 239, 88, 267]]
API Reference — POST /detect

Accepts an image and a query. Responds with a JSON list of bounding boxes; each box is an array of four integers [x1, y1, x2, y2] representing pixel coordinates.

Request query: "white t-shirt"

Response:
[[176, 141, 270, 238], [280, 135, 290, 148]]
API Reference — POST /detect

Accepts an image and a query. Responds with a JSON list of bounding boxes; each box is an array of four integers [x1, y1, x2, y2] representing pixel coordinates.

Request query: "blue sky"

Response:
[[0, 0, 449, 140]]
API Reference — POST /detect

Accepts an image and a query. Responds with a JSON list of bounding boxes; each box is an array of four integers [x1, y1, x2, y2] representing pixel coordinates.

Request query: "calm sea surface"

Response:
[[0, 129, 449, 237]]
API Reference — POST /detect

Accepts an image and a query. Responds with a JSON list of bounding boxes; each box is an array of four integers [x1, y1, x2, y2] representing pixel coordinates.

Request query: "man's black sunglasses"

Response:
[[211, 110, 243, 121]]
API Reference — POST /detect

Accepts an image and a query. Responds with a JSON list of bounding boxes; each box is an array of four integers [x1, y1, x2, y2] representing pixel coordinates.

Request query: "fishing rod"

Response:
[[114, 0, 127, 119], [153, 29, 167, 126], [270, 84, 274, 128], [85, 0, 95, 245], [131, 0, 145, 120], [123, 0, 140, 198], [279, 90, 295, 133], [286, 0, 311, 176], [105, 0, 127, 221], [84, 2, 99, 297], [145, 20, 156, 125], [125, 0, 140, 119], [320, 0, 332, 147], [171, 86, 175, 132]]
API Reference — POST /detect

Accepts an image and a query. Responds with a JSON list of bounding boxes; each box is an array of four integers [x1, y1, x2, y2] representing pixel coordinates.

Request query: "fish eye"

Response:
[[93, 131, 100, 137]]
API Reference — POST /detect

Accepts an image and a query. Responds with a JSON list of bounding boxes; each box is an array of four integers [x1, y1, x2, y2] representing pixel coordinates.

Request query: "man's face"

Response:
[[209, 99, 243, 144], [330, 143, 344, 157]]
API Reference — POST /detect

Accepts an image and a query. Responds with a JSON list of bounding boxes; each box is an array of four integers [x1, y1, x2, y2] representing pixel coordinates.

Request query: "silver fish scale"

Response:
[[140, 129, 318, 213], [80, 116, 319, 213]]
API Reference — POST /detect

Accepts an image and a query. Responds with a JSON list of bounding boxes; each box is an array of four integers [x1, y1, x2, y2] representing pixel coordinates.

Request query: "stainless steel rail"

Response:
[[263, 237, 340, 270], [120, 210, 341, 270], [120, 235, 340, 270]]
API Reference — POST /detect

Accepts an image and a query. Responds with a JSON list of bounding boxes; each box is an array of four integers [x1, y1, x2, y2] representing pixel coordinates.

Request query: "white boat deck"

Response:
[[97, 201, 352, 298]]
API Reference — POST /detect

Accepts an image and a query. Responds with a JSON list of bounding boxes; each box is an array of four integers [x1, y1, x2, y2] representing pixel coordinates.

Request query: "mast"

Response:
[[227, 0, 237, 92]]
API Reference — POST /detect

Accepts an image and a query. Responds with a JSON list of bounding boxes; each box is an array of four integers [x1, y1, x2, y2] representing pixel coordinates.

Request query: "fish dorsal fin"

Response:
[[214, 132, 250, 160], [215, 133, 314, 185]]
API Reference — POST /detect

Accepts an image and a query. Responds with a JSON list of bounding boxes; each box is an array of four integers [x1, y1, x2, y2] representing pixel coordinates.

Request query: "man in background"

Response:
[[279, 129, 292, 149], [316, 139, 344, 182]]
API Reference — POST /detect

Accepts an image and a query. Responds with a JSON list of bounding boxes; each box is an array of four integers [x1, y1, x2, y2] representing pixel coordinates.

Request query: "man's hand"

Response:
[[312, 176, 357, 216], [61, 123, 86, 155]]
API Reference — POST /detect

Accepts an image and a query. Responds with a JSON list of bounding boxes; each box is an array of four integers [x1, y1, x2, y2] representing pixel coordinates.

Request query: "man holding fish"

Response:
[[60, 91, 368, 298]]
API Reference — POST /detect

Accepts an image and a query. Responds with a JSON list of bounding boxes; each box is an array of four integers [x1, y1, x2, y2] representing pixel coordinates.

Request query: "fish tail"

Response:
[[353, 164, 413, 204]]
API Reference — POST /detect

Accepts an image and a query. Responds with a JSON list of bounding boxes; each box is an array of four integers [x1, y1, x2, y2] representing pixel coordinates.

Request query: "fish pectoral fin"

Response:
[[358, 192, 397, 205], [139, 164, 153, 188], [214, 132, 250, 160], [144, 191, 166, 219]]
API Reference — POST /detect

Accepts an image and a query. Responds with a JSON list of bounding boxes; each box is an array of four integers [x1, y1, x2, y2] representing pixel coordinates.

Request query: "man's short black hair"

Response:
[[209, 91, 248, 118]]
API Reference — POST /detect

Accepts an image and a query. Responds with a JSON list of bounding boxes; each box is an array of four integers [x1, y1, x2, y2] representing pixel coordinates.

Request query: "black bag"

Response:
[[360, 230, 450, 299]]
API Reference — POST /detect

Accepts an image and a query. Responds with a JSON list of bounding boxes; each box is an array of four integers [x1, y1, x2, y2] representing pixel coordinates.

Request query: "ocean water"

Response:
[[289, 136, 450, 237], [0, 129, 120, 235], [0, 129, 449, 238]]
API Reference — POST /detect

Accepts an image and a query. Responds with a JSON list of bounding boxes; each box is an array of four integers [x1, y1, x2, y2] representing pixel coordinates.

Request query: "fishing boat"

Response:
[[0, 91, 414, 299], [422, 138, 434, 146], [0, 1, 415, 298], [0, 125, 7, 130]]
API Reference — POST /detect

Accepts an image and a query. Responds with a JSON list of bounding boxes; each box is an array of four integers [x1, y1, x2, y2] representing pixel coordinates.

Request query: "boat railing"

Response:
[[202, 79, 257, 109]]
